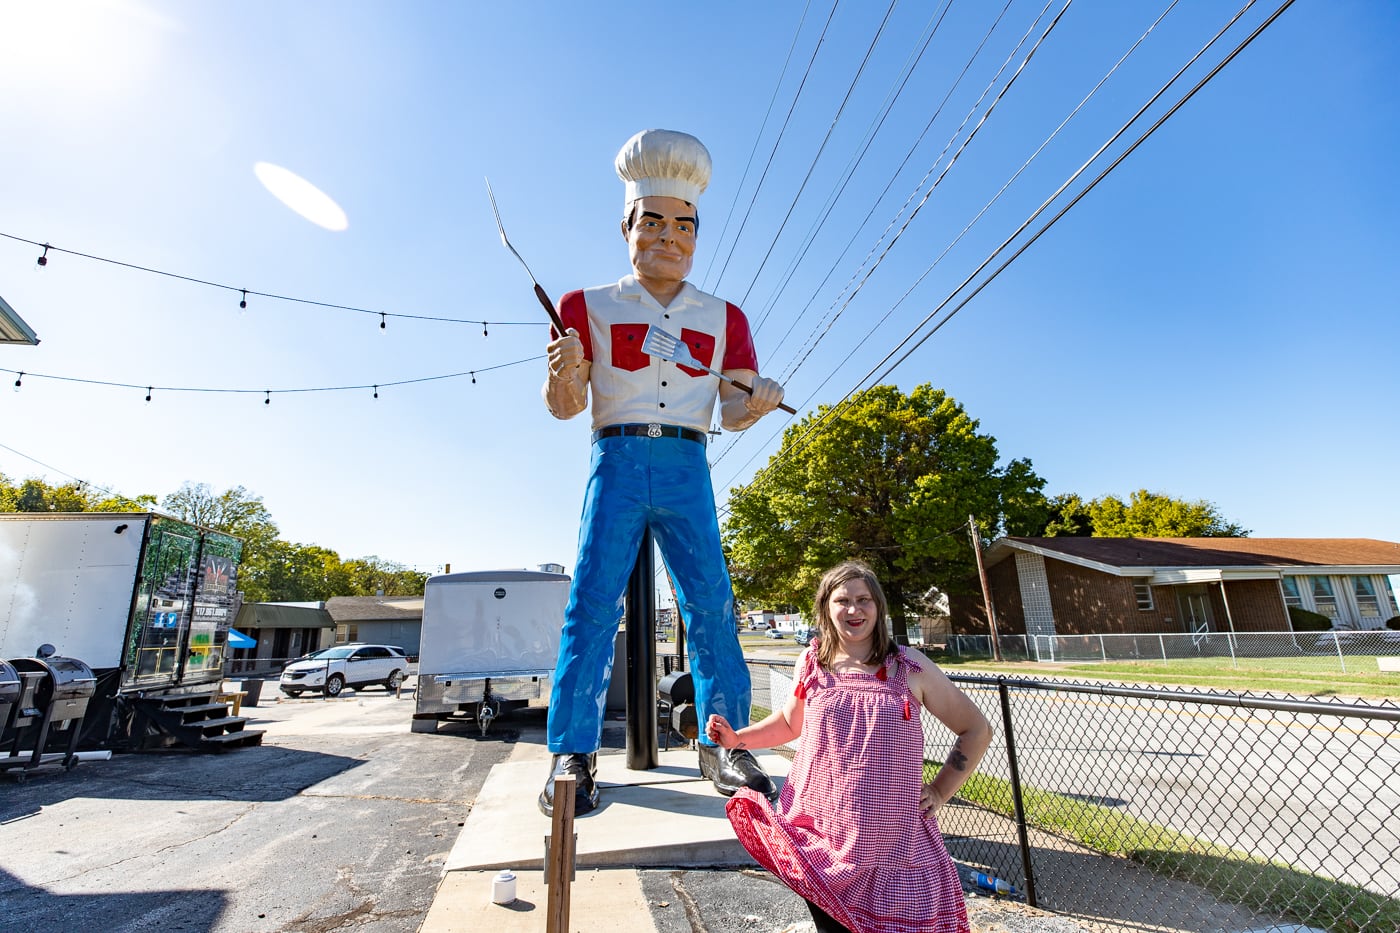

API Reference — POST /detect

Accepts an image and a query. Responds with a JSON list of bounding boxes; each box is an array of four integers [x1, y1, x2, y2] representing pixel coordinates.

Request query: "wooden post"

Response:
[[969, 515, 1002, 661], [546, 773, 575, 933]]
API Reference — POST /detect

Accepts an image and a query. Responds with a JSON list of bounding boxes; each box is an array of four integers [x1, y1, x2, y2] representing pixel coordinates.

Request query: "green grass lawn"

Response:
[[933, 655, 1400, 701]]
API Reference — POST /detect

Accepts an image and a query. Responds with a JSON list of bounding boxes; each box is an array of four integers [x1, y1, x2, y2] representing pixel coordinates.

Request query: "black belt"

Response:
[[592, 423, 707, 445]]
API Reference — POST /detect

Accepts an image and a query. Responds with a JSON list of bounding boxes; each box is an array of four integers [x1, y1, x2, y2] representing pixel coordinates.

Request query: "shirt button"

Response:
[[659, 402, 666, 408], [661, 381, 668, 387]]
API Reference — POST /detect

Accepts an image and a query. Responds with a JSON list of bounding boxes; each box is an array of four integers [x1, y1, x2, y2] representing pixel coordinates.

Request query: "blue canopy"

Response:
[[227, 628, 256, 649]]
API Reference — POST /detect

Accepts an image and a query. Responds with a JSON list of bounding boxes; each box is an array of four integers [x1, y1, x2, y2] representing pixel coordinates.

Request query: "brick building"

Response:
[[955, 537, 1400, 639]]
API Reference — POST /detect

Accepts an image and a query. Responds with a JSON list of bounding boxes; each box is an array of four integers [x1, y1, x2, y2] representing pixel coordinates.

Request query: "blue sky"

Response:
[[1, 0, 1396, 583]]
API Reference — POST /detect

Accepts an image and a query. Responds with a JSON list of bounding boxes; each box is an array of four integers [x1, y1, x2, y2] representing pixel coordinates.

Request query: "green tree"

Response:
[[0, 473, 155, 513], [1088, 489, 1249, 537], [3, 473, 426, 602], [343, 556, 428, 597], [722, 384, 1046, 642], [161, 483, 283, 598], [244, 541, 344, 602], [1040, 493, 1094, 537]]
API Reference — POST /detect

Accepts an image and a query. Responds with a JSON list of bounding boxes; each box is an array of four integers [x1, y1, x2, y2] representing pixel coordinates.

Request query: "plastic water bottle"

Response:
[[973, 871, 1017, 896], [491, 870, 517, 904]]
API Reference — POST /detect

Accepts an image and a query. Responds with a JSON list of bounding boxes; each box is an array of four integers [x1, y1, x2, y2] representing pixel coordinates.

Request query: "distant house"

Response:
[[955, 537, 1400, 639], [229, 601, 336, 672], [325, 594, 424, 656]]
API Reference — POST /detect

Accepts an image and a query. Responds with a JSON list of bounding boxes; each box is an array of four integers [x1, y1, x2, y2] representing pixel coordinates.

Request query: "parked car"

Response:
[[793, 628, 815, 646], [280, 643, 409, 698], [283, 646, 336, 669], [764, 628, 785, 639]]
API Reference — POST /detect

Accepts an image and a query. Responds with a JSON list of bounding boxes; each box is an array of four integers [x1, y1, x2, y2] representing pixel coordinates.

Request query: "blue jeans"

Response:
[[547, 433, 750, 753]]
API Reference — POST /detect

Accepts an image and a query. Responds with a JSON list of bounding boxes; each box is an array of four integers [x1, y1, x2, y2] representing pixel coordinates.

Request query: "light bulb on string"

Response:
[[264, 390, 270, 406], [471, 371, 476, 384], [483, 322, 488, 338], [13, 372, 22, 390], [379, 313, 386, 330], [145, 387, 152, 402], [239, 289, 248, 311], [36, 245, 49, 269], [373, 385, 379, 399]]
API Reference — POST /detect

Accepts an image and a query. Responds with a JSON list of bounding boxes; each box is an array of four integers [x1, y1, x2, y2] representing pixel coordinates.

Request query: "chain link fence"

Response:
[[743, 659, 1400, 932], [946, 629, 1400, 673]]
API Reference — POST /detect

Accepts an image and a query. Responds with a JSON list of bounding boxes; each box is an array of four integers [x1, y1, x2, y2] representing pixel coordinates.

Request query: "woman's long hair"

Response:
[[812, 560, 894, 670]]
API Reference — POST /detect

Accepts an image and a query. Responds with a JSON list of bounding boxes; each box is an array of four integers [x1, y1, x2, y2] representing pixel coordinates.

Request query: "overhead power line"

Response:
[[699, 0, 817, 290], [714, 0, 1294, 519], [705, 0, 843, 295]]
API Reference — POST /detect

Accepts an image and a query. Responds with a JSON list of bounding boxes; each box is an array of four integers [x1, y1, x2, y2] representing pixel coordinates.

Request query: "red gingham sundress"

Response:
[[726, 644, 969, 933]]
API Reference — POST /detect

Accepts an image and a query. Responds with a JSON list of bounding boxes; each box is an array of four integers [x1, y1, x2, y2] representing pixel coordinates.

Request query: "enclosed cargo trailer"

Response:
[[411, 569, 569, 734]]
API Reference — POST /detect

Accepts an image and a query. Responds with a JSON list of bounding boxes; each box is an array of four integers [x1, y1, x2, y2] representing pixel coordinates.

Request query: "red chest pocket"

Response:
[[677, 329, 716, 378], [609, 323, 650, 372]]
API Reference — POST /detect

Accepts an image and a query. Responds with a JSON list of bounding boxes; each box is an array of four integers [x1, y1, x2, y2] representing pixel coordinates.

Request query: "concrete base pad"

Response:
[[421, 868, 659, 933], [445, 747, 791, 872]]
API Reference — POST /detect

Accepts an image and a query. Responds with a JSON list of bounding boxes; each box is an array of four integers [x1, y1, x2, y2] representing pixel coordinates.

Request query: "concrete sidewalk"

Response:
[[419, 739, 1091, 933], [422, 744, 793, 931]]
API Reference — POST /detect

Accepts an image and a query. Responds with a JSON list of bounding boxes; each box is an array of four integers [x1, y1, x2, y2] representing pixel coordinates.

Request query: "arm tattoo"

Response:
[[947, 741, 969, 772]]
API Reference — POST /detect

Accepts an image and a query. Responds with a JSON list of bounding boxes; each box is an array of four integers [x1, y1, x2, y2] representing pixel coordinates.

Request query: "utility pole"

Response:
[[968, 515, 1002, 661]]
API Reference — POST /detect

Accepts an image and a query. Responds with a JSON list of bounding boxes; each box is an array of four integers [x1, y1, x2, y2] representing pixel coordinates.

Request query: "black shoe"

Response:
[[538, 753, 599, 817], [698, 743, 778, 801]]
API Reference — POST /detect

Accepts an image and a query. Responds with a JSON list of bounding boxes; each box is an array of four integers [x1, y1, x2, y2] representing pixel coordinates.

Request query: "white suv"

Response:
[[280, 643, 409, 698]]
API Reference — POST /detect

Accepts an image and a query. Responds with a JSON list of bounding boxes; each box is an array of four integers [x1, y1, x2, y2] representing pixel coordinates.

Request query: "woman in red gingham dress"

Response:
[[706, 561, 992, 933]]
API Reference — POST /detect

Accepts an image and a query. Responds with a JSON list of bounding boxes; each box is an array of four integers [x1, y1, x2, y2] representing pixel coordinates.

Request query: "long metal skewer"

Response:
[[485, 178, 568, 335]]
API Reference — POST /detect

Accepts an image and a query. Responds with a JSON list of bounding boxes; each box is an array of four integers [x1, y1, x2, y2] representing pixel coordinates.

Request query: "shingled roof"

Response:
[[988, 537, 1400, 572], [324, 595, 424, 622]]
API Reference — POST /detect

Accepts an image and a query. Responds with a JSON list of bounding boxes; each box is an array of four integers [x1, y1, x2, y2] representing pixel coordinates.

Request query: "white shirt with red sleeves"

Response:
[[559, 275, 759, 433]]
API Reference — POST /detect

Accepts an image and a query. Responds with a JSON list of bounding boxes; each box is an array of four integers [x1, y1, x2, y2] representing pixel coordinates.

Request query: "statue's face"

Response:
[[624, 196, 697, 288]]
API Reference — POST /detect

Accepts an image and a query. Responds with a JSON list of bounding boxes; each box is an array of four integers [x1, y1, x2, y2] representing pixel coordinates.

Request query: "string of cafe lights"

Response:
[[0, 355, 542, 404], [4, 231, 536, 332], [2, 230, 550, 402]]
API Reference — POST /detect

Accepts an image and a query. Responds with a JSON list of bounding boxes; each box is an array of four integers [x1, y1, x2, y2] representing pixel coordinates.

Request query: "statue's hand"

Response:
[[745, 375, 785, 415], [547, 329, 584, 377]]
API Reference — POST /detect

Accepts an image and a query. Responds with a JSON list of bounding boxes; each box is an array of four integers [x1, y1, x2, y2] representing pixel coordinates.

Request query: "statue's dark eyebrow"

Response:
[[640, 210, 697, 225]]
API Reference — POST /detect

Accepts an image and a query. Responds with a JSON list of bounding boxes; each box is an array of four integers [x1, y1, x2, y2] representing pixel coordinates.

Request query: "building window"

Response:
[[1352, 577, 1381, 619], [1310, 577, 1338, 619], [1133, 583, 1154, 610], [1281, 576, 1302, 610]]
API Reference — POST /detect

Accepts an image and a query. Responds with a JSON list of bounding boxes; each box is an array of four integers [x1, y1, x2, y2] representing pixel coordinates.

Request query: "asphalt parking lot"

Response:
[[0, 682, 510, 933], [2, 675, 1099, 933]]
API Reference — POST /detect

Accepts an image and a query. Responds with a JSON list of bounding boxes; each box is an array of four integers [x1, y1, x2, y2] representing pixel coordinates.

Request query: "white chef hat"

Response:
[[615, 129, 712, 207]]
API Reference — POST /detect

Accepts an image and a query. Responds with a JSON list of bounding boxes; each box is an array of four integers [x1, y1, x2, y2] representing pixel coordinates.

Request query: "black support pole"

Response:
[[625, 528, 658, 769], [998, 677, 1037, 908]]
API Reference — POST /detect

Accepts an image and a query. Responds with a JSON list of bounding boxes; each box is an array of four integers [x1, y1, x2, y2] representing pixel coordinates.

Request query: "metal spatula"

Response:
[[641, 326, 796, 414]]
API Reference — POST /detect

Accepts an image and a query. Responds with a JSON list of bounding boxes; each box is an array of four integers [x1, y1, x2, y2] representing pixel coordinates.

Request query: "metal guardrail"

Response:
[[744, 659, 1400, 932]]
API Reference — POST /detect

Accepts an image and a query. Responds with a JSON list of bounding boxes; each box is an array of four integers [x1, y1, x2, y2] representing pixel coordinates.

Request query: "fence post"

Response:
[[1159, 634, 1166, 662], [1331, 631, 1347, 674], [1227, 632, 1237, 669], [997, 678, 1038, 908], [1098, 634, 1106, 662]]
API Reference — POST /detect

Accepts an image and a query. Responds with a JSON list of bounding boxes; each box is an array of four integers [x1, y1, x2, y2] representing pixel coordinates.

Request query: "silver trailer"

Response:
[[411, 569, 569, 734]]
